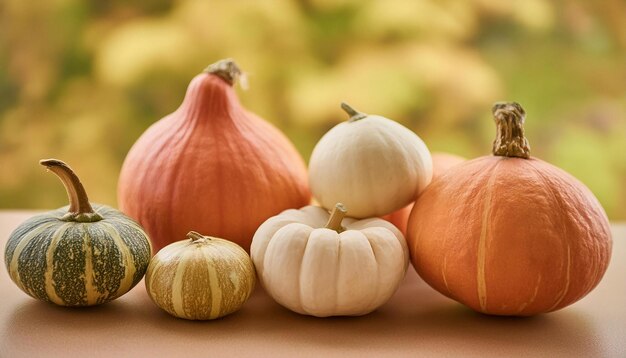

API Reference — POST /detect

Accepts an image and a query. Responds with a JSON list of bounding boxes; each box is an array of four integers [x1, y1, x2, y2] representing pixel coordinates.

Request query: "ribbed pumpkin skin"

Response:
[[251, 206, 409, 317], [118, 72, 310, 252], [5, 205, 151, 306], [407, 156, 612, 316], [383, 152, 465, 234], [145, 237, 256, 320], [309, 114, 432, 219]]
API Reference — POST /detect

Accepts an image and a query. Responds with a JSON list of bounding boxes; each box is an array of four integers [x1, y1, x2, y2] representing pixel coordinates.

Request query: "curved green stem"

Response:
[[40, 159, 102, 222]]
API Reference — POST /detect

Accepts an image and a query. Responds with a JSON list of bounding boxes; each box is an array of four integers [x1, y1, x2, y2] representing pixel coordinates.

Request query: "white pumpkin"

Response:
[[250, 204, 409, 317], [308, 103, 433, 218]]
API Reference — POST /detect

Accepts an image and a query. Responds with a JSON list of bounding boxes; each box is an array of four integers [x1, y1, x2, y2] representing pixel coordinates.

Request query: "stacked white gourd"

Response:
[[251, 102, 433, 317]]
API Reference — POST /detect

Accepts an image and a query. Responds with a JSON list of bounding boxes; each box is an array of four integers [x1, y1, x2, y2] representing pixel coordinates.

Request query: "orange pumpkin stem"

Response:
[[40, 159, 102, 222], [492, 102, 531, 159], [325, 203, 347, 232], [203, 59, 242, 86], [187, 231, 207, 242], [341, 102, 367, 122]]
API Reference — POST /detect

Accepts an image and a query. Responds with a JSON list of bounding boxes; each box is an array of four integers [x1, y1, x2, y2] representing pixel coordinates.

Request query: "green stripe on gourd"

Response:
[[145, 231, 256, 320], [4, 159, 152, 307]]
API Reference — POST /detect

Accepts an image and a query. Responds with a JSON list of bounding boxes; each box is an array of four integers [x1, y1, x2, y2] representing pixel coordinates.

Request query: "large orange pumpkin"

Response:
[[383, 152, 464, 234], [118, 59, 310, 252], [407, 102, 612, 316]]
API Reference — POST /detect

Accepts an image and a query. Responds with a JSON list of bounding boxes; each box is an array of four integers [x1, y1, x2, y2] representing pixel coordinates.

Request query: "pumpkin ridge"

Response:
[[245, 249, 256, 300], [476, 160, 500, 312], [83, 230, 97, 304], [516, 274, 543, 314], [237, 110, 307, 214], [427, 159, 499, 304], [385, 120, 432, 197], [334, 233, 343, 314], [210, 116, 225, 238], [222, 243, 255, 316], [145, 253, 162, 309], [171, 248, 190, 318], [441, 256, 451, 295], [265, 224, 310, 314], [267, 134, 305, 209], [7, 221, 56, 285], [549, 245, 572, 311], [83, 225, 125, 304], [202, 248, 223, 319], [222, 244, 244, 316], [148, 242, 185, 314], [229, 112, 268, 237], [44, 222, 73, 305], [10, 222, 59, 299], [5, 215, 56, 266], [526, 159, 573, 312], [363, 232, 382, 312], [126, 115, 187, 240], [100, 222, 137, 299], [370, 126, 403, 213], [297, 230, 319, 313], [166, 114, 200, 243], [56, 225, 98, 305], [107, 220, 151, 286], [537, 162, 611, 306]]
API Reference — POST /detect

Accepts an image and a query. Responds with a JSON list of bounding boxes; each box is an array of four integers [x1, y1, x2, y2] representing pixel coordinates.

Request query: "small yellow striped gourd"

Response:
[[145, 231, 256, 320], [4, 159, 152, 306]]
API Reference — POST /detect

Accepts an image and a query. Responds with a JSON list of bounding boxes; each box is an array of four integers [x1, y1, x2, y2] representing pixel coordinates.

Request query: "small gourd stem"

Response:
[[492, 102, 531, 159], [187, 231, 206, 242], [341, 102, 367, 122], [325, 203, 347, 232], [40, 159, 102, 222], [203, 59, 241, 86]]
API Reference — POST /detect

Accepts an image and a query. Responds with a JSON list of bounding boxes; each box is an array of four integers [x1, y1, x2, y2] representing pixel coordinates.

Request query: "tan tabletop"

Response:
[[0, 211, 624, 357]]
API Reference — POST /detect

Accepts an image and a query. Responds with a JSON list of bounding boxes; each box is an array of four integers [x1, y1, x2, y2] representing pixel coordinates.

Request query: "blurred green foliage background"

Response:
[[1, 0, 625, 219]]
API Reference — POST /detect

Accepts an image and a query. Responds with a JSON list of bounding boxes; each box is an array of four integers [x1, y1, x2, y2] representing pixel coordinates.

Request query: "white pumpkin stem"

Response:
[[341, 102, 367, 122], [40, 159, 102, 222], [203, 59, 242, 87], [187, 231, 208, 242], [325, 203, 347, 232], [492, 102, 531, 159]]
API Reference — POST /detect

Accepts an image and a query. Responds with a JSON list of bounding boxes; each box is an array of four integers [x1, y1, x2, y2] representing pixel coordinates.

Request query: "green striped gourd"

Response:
[[145, 231, 256, 320], [4, 159, 152, 306]]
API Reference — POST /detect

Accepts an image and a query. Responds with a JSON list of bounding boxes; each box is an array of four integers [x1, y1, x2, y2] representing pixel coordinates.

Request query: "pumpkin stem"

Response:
[[203, 59, 242, 86], [40, 159, 102, 222], [341, 102, 368, 122], [491, 102, 531, 159], [325, 203, 347, 232], [187, 231, 207, 242]]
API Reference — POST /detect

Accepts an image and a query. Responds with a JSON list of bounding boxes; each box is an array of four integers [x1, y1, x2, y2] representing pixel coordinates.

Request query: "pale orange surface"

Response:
[[1, 211, 625, 357]]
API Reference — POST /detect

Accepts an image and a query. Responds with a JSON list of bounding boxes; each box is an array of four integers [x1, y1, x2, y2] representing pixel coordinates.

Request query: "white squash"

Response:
[[251, 204, 409, 317], [308, 103, 433, 218], [145, 231, 256, 320]]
